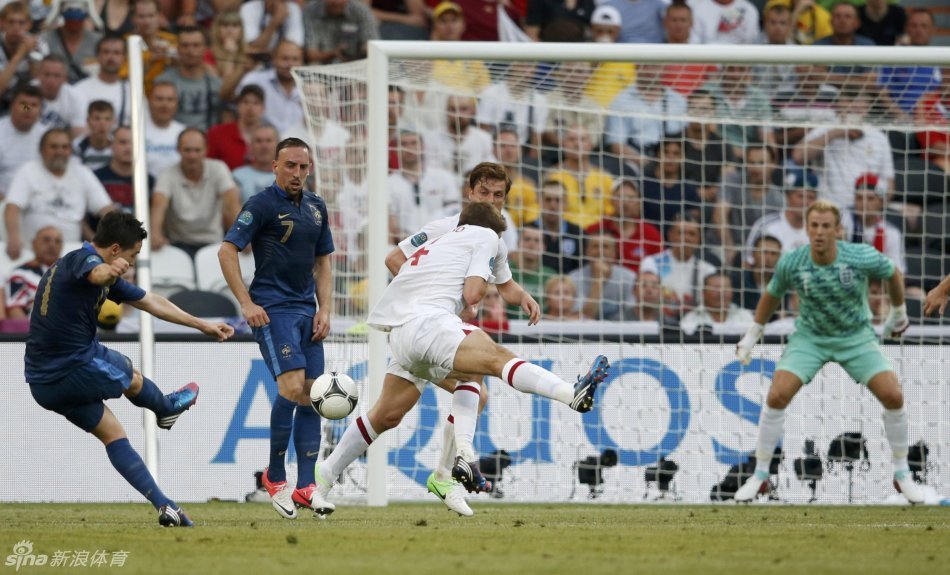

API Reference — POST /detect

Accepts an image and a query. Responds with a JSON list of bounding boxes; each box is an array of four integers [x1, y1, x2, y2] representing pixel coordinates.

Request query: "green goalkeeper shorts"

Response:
[[775, 328, 893, 386]]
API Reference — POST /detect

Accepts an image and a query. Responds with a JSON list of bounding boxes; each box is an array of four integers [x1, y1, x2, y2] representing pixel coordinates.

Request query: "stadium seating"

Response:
[[151, 245, 196, 296], [194, 244, 255, 294], [168, 289, 238, 317]]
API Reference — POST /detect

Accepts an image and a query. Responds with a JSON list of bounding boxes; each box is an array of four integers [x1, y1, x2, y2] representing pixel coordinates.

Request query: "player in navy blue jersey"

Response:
[[219, 137, 334, 520], [26, 212, 235, 527]]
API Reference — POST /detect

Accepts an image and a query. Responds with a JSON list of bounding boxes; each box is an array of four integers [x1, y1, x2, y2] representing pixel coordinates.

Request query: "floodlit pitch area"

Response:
[[2, 503, 948, 574]]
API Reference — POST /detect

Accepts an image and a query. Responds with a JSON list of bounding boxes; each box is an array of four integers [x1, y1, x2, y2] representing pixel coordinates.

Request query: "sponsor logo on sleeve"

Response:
[[238, 210, 253, 225], [410, 232, 428, 247], [85, 255, 103, 265]]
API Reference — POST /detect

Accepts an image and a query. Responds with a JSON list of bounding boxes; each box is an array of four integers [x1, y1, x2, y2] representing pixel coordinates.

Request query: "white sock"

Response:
[[754, 406, 786, 479], [502, 358, 573, 405], [452, 382, 481, 462], [319, 415, 378, 483], [435, 414, 455, 481], [882, 407, 909, 473]]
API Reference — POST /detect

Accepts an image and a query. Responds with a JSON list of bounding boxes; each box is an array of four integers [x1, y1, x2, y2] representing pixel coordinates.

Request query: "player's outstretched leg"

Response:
[[495, 354, 610, 413], [570, 355, 610, 413], [156, 383, 200, 430], [308, 413, 383, 518], [125, 373, 199, 431]]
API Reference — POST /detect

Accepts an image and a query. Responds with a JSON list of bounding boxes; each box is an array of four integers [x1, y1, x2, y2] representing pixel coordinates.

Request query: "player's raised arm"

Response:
[[87, 257, 131, 287], [128, 292, 235, 341], [882, 267, 909, 339]]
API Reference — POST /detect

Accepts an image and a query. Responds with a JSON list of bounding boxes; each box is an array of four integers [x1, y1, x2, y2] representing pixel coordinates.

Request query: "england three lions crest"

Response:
[[839, 267, 854, 288]]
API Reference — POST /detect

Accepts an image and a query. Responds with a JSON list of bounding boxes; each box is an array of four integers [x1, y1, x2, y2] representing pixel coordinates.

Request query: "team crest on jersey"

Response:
[[280, 344, 292, 359], [489, 256, 495, 270], [309, 205, 322, 225], [839, 267, 854, 288], [85, 254, 102, 265], [410, 232, 428, 247], [238, 210, 253, 225]]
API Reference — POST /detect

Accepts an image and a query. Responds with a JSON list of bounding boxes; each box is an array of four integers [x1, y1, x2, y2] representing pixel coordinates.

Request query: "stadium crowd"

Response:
[[0, 0, 947, 336]]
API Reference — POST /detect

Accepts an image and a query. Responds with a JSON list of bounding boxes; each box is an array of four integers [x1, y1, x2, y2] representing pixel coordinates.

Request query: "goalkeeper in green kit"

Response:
[[733, 198, 923, 504]]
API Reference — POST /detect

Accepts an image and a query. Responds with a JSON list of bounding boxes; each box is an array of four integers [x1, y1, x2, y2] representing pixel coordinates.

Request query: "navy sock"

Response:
[[105, 438, 173, 510], [268, 394, 296, 483], [128, 377, 172, 415], [293, 405, 322, 488]]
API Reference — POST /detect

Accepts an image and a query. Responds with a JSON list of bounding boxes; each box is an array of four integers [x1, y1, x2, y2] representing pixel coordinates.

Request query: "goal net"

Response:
[[293, 43, 950, 504]]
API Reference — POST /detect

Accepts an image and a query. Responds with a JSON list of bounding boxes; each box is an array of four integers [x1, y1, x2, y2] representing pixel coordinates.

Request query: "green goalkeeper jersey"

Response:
[[767, 241, 895, 338]]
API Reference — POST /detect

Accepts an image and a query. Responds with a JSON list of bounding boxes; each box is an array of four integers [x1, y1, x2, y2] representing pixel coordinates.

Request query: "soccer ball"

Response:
[[310, 372, 358, 420]]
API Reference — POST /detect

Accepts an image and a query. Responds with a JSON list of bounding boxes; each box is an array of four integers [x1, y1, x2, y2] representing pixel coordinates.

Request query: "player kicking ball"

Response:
[[305, 202, 610, 518], [734, 200, 923, 504], [25, 212, 235, 526]]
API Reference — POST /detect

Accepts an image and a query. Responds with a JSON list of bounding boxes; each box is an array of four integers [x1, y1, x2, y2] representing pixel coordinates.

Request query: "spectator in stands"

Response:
[[73, 100, 114, 170], [772, 65, 838, 154], [679, 272, 753, 335], [94, 125, 152, 213], [233, 124, 278, 203], [44, 0, 101, 84], [535, 179, 582, 274], [546, 124, 615, 229], [541, 275, 584, 320], [690, 0, 760, 45], [849, 173, 905, 272], [524, 0, 596, 42], [715, 145, 783, 266], [477, 61, 549, 158], [428, 2, 490, 93], [682, 89, 737, 199], [914, 66, 950, 172], [36, 55, 87, 138], [473, 284, 509, 334], [208, 10, 246, 81], [599, 0, 665, 43], [507, 223, 557, 318], [74, 35, 128, 127], [124, 0, 177, 95], [207, 85, 264, 171], [569, 229, 637, 320], [0, 84, 46, 200], [452, 0, 522, 42], [155, 26, 221, 131], [424, 95, 495, 175], [623, 270, 665, 322], [370, 0, 428, 41], [640, 139, 700, 230], [744, 166, 818, 264], [762, 0, 830, 45], [233, 41, 303, 135], [792, 88, 894, 210], [662, 2, 717, 97], [151, 128, 240, 257], [0, 2, 46, 112], [544, 61, 605, 153], [4, 128, 114, 259], [606, 63, 687, 169], [753, 3, 797, 97], [303, 0, 378, 64], [494, 125, 539, 227], [702, 64, 773, 153], [859, 0, 906, 46], [241, 0, 304, 57], [878, 10, 940, 115], [731, 234, 782, 313], [387, 130, 460, 237], [584, 5, 634, 109], [3, 225, 63, 318], [588, 178, 662, 273], [96, 0, 134, 36], [640, 214, 716, 318], [145, 80, 185, 177], [814, 2, 875, 85]]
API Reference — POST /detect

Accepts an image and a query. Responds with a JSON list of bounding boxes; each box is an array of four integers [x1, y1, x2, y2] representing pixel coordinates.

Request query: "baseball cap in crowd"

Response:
[[854, 173, 884, 198], [61, 0, 90, 21], [433, 1, 463, 20], [591, 5, 622, 27], [784, 166, 819, 191]]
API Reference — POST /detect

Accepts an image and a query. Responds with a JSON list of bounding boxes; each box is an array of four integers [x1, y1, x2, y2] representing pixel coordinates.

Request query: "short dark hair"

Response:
[[275, 137, 311, 160], [96, 34, 126, 54], [754, 234, 783, 249], [177, 25, 206, 43], [88, 99, 115, 116], [703, 272, 731, 288], [458, 201, 508, 234], [468, 162, 511, 195], [11, 82, 42, 103], [40, 54, 68, 68], [93, 211, 148, 249], [238, 84, 265, 104]]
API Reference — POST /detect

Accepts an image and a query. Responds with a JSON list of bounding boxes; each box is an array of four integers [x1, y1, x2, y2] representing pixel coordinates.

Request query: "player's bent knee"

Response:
[[370, 407, 405, 432]]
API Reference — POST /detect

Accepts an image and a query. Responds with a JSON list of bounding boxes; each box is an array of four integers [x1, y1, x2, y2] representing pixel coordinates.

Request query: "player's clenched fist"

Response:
[[736, 322, 764, 366], [110, 257, 130, 278]]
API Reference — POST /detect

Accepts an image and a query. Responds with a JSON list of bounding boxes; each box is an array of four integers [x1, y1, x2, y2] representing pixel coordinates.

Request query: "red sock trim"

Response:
[[506, 360, 526, 387], [447, 414, 454, 424], [455, 384, 480, 395], [356, 416, 373, 445]]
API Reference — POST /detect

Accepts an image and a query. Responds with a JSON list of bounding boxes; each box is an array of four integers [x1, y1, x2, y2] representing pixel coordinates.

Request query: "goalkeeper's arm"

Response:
[[736, 291, 782, 365], [882, 268, 909, 339]]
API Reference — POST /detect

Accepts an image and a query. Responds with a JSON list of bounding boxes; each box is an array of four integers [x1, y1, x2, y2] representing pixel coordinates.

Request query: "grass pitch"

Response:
[[1, 503, 948, 575]]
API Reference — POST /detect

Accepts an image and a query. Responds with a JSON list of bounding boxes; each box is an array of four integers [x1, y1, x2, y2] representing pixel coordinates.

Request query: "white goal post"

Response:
[[294, 42, 950, 506]]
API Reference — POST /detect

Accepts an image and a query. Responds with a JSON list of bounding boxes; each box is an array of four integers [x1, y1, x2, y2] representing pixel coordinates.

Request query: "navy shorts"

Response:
[[29, 345, 134, 432], [252, 313, 325, 380]]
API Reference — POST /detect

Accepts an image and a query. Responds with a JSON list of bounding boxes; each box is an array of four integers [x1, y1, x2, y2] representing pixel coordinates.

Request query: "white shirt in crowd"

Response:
[[0, 117, 46, 198], [74, 76, 131, 127], [145, 115, 185, 178], [423, 126, 496, 175], [476, 82, 549, 145], [5, 157, 112, 242], [387, 167, 461, 237], [240, 0, 305, 50], [680, 304, 755, 336], [370, 224, 499, 329], [38, 82, 87, 131], [640, 249, 717, 306], [237, 69, 303, 134], [804, 125, 894, 210], [689, 0, 760, 45]]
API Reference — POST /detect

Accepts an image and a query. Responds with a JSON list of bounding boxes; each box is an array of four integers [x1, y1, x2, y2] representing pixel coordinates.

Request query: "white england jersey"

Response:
[[397, 213, 513, 285], [369, 224, 500, 330]]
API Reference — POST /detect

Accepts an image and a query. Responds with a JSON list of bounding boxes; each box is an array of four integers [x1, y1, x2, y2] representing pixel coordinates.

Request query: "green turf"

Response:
[[1, 503, 948, 574]]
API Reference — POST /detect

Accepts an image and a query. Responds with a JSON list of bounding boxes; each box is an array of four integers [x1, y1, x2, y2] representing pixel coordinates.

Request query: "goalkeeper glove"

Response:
[[736, 322, 765, 366], [882, 303, 909, 340]]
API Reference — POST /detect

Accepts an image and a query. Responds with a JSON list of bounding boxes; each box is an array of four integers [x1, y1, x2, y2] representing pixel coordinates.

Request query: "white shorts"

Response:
[[386, 314, 479, 394]]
